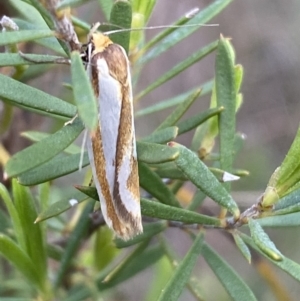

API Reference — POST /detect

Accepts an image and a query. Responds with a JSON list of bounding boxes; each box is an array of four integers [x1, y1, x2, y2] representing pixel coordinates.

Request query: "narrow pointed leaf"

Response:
[[14, 19, 65, 55], [141, 198, 220, 226], [0, 30, 54, 46], [12, 180, 47, 282], [242, 233, 300, 283], [139, 0, 233, 64], [276, 127, 300, 193], [0, 53, 64, 66], [0, 74, 76, 118], [0, 183, 26, 250], [5, 117, 84, 178], [155, 165, 186, 180], [35, 191, 89, 222], [21, 131, 81, 154], [155, 89, 201, 132], [19, 64, 53, 83], [135, 81, 213, 118], [141, 126, 178, 144], [258, 212, 300, 227], [171, 142, 240, 218], [74, 186, 220, 226], [177, 107, 224, 135], [248, 218, 283, 261], [137, 141, 180, 163], [54, 200, 95, 287], [109, 0, 132, 53], [98, 244, 164, 290], [71, 51, 98, 131], [64, 245, 164, 300], [232, 232, 251, 264], [0, 234, 43, 290], [202, 243, 257, 301], [137, 41, 217, 99], [142, 7, 200, 53], [18, 152, 89, 186], [216, 37, 236, 188], [97, 0, 113, 20], [157, 231, 204, 301], [139, 162, 181, 207]]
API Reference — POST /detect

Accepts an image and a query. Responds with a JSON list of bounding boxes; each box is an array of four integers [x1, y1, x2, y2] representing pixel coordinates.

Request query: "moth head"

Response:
[[90, 32, 113, 54]]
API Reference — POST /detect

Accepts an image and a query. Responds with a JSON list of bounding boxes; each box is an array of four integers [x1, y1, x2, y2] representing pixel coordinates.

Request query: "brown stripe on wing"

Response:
[[113, 74, 141, 232], [91, 127, 125, 236], [102, 44, 141, 232], [90, 53, 128, 238]]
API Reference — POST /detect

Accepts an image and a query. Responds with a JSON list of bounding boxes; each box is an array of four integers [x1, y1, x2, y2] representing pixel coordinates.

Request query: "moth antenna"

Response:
[[105, 23, 219, 36]]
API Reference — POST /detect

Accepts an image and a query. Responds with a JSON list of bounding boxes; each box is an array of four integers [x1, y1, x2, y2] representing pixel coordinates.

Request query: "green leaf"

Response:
[[154, 164, 187, 180], [232, 232, 251, 264], [5, 117, 84, 178], [142, 7, 199, 53], [137, 141, 180, 163], [0, 30, 54, 46], [242, 233, 300, 284], [109, 0, 132, 53], [71, 51, 98, 131], [98, 243, 163, 289], [248, 218, 283, 261], [94, 226, 120, 271], [171, 142, 240, 218], [140, 126, 178, 144], [0, 53, 64, 66], [277, 127, 300, 187], [74, 186, 220, 226], [215, 36, 236, 189], [19, 64, 53, 83], [0, 234, 43, 291], [12, 180, 47, 285], [114, 221, 167, 248], [161, 236, 206, 301], [0, 74, 76, 118], [138, 0, 234, 64], [14, 19, 65, 55], [137, 41, 217, 99], [97, 0, 113, 20], [35, 191, 89, 222], [258, 212, 300, 227], [10, 0, 48, 27], [26, 0, 55, 28], [155, 89, 201, 131], [202, 243, 257, 301], [21, 131, 81, 154], [157, 231, 204, 301], [141, 198, 220, 226], [54, 200, 95, 287], [177, 107, 224, 135], [132, 0, 156, 23], [0, 183, 26, 250], [275, 187, 300, 210], [139, 162, 181, 207], [135, 80, 213, 118], [64, 244, 164, 300], [18, 152, 89, 186]]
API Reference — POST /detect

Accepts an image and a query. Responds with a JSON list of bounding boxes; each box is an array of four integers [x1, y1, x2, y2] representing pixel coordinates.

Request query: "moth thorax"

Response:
[[91, 32, 113, 54]]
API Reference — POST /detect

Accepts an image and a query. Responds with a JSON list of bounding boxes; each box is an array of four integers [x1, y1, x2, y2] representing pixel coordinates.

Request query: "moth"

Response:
[[81, 27, 143, 240]]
